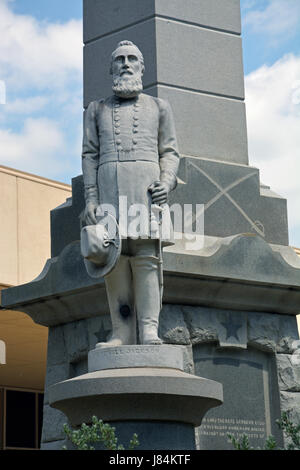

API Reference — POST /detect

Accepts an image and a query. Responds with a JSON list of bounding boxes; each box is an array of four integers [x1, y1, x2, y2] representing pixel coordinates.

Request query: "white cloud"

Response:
[[0, 0, 83, 181], [4, 96, 49, 114], [0, 118, 68, 176], [243, 0, 300, 39], [0, 0, 83, 91], [0, 80, 6, 104], [245, 53, 300, 244]]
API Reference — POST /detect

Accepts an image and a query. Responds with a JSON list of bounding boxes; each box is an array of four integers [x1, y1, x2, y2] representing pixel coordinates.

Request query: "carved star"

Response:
[[221, 319, 243, 341], [94, 321, 111, 343]]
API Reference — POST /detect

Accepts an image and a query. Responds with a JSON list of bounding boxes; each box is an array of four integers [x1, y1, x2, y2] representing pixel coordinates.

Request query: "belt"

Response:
[[99, 150, 159, 166]]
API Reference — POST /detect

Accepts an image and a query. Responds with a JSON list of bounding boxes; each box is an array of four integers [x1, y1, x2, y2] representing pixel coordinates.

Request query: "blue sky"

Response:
[[241, 0, 300, 73], [1, 0, 300, 247], [11, 0, 82, 22]]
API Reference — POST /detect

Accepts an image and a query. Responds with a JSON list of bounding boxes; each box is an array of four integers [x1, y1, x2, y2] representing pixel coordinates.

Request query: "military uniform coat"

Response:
[[82, 93, 180, 242]]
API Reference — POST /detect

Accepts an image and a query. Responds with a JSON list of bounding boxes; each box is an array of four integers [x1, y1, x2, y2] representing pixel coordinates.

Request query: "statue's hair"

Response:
[[117, 40, 135, 48], [110, 40, 145, 75]]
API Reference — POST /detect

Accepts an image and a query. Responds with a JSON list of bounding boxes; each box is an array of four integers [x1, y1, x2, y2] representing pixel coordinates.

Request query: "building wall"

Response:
[[0, 165, 71, 287], [0, 166, 71, 392], [0, 167, 71, 450]]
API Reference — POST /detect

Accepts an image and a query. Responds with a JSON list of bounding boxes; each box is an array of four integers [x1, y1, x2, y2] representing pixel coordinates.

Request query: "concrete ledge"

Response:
[[49, 367, 223, 427], [2, 234, 300, 327]]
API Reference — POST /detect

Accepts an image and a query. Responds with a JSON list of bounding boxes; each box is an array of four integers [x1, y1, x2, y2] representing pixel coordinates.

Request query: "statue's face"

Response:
[[111, 45, 143, 81]]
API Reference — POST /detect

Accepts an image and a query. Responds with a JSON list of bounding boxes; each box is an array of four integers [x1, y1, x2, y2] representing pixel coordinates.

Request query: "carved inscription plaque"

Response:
[[194, 345, 283, 450]]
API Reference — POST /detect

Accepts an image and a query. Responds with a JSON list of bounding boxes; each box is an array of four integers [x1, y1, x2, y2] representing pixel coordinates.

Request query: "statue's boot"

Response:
[[97, 255, 136, 348], [131, 255, 163, 345]]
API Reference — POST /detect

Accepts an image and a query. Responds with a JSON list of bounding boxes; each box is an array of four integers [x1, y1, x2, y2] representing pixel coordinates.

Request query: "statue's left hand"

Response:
[[84, 202, 98, 225], [149, 181, 169, 205]]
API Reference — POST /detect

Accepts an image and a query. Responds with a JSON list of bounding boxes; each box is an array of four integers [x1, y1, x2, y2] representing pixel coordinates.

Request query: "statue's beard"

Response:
[[112, 75, 143, 99]]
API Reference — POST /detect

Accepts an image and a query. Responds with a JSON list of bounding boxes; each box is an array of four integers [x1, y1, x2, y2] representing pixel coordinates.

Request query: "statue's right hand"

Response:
[[84, 202, 98, 225]]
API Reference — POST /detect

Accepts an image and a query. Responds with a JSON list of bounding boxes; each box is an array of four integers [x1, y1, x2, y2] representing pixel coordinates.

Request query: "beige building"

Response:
[[0, 165, 71, 450]]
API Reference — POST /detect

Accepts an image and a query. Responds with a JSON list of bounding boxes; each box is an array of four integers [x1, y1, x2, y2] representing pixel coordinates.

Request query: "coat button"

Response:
[[116, 139, 122, 145], [132, 139, 138, 145], [115, 130, 121, 135]]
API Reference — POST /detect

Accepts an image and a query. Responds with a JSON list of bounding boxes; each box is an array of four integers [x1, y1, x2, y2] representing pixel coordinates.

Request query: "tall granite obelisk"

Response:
[[2, 0, 300, 450], [84, 0, 247, 164]]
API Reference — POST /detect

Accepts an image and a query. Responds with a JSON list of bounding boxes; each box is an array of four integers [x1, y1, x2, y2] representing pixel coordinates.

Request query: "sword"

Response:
[[150, 203, 164, 310]]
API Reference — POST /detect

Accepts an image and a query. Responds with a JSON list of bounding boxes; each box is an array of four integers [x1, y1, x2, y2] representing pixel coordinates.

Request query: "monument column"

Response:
[[84, 0, 247, 164]]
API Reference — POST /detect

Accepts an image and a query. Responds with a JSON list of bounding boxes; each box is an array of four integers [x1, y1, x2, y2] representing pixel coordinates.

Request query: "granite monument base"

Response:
[[48, 345, 223, 450], [2, 232, 300, 450]]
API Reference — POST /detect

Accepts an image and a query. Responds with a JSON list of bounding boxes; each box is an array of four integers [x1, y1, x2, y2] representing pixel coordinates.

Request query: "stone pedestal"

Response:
[[48, 345, 223, 450], [2, 230, 300, 449]]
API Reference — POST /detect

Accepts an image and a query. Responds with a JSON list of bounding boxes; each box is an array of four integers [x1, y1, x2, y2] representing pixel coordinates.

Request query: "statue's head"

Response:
[[110, 40, 144, 99]]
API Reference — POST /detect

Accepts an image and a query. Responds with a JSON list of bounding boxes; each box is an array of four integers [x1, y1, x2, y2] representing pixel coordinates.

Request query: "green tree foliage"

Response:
[[228, 410, 300, 450], [277, 411, 300, 450], [62, 415, 139, 450]]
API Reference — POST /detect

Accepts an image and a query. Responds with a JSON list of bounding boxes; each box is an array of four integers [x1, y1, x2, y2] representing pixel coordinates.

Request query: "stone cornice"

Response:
[[2, 234, 300, 327]]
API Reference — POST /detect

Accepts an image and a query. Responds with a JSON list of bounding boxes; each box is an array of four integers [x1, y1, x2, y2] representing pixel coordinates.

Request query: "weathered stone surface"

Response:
[[41, 439, 67, 451], [248, 313, 299, 353], [47, 325, 67, 366], [159, 304, 190, 345], [277, 336, 300, 354], [43, 363, 70, 405], [63, 319, 89, 363], [181, 345, 195, 375], [41, 404, 69, 443], [280, 392, 300, 420], [182, 305, 218, 345], [277, 355, 300, 392]]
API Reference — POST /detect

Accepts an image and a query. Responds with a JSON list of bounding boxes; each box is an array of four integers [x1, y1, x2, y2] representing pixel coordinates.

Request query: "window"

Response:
[[0, 387, 44, 450]]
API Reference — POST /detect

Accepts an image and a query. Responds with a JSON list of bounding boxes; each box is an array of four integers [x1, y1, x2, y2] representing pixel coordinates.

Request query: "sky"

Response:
[[0, 0, 300, 246]]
